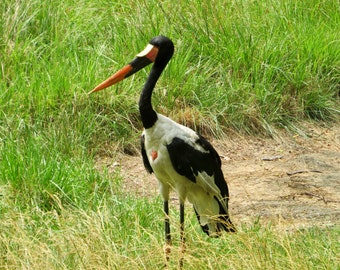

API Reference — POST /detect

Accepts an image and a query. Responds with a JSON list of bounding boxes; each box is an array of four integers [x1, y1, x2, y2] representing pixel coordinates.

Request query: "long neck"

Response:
[[138, 64, 164, 129]]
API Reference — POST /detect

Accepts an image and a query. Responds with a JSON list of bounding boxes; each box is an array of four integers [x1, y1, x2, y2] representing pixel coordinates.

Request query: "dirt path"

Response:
[[98, 124, 340, 229], [220, 125, 340, 229]]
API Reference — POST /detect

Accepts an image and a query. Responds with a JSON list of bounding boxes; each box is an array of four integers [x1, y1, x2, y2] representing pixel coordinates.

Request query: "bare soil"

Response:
[[97, 124, 340, 230]]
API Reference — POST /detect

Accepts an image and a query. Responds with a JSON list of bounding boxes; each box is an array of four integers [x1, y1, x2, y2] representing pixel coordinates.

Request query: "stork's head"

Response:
[[88, 36, 174, 94]]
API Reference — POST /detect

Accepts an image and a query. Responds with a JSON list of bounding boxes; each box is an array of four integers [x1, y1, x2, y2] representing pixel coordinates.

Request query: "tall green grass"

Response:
[[0, 0, 339, 268], [1, 201, 339, 269]]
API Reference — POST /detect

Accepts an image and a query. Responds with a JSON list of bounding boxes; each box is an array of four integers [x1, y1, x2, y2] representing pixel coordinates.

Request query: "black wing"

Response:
[[166, 134, 229, 199], [140, 134, 153, 174], [167, 134, 235, 234]]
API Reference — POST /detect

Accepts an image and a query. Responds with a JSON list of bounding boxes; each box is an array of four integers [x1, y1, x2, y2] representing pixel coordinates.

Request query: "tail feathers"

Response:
[[194, 197, 236, 236], [215, 197, 236, 233], [194, 210, 236, 237], [216, 214, 236, 234]]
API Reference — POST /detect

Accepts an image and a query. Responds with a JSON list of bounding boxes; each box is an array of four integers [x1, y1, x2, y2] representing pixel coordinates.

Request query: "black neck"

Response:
[[138, 64, 164, 129]]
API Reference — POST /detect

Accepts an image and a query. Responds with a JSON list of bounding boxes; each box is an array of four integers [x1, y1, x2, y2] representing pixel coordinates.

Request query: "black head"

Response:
[[89, 36, 174, 94], [149, 36, 174, 66]]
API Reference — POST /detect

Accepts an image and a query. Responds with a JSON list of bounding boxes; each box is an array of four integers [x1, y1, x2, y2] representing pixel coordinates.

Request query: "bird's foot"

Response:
[[164, 241, 172, 265], [179, 239, 186, 269]]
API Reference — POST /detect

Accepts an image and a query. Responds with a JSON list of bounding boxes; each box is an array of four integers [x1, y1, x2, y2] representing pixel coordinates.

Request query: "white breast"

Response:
[[142, 114, 199, 199]]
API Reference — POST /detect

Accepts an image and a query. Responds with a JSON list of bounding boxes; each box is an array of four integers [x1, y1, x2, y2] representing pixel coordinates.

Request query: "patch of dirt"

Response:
[[96, 124, 340, 229]]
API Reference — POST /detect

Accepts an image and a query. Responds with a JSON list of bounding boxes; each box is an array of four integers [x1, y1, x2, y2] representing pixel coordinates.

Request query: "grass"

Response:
[[1, 199, 339, 269], [0, 0, 339, 269]]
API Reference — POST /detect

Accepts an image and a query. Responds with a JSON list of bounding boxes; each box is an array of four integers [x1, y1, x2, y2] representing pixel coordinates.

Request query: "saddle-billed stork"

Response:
[[89, 35, 236, 261]]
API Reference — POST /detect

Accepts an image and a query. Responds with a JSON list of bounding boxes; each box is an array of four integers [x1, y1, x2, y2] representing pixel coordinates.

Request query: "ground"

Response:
[[97, 123, 340, 230]]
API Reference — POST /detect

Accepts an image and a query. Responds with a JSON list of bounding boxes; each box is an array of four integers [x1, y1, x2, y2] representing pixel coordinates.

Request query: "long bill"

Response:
[[88, 44, 159, 94]]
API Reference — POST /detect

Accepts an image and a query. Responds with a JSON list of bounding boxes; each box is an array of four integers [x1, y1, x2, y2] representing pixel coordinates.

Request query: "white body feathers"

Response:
[[143, 114, 226, 234]]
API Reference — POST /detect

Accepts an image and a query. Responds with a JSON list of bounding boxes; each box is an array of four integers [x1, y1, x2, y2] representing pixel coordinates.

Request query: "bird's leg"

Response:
[[164, 201, 171, 263], [179, 202, 185, 269]]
